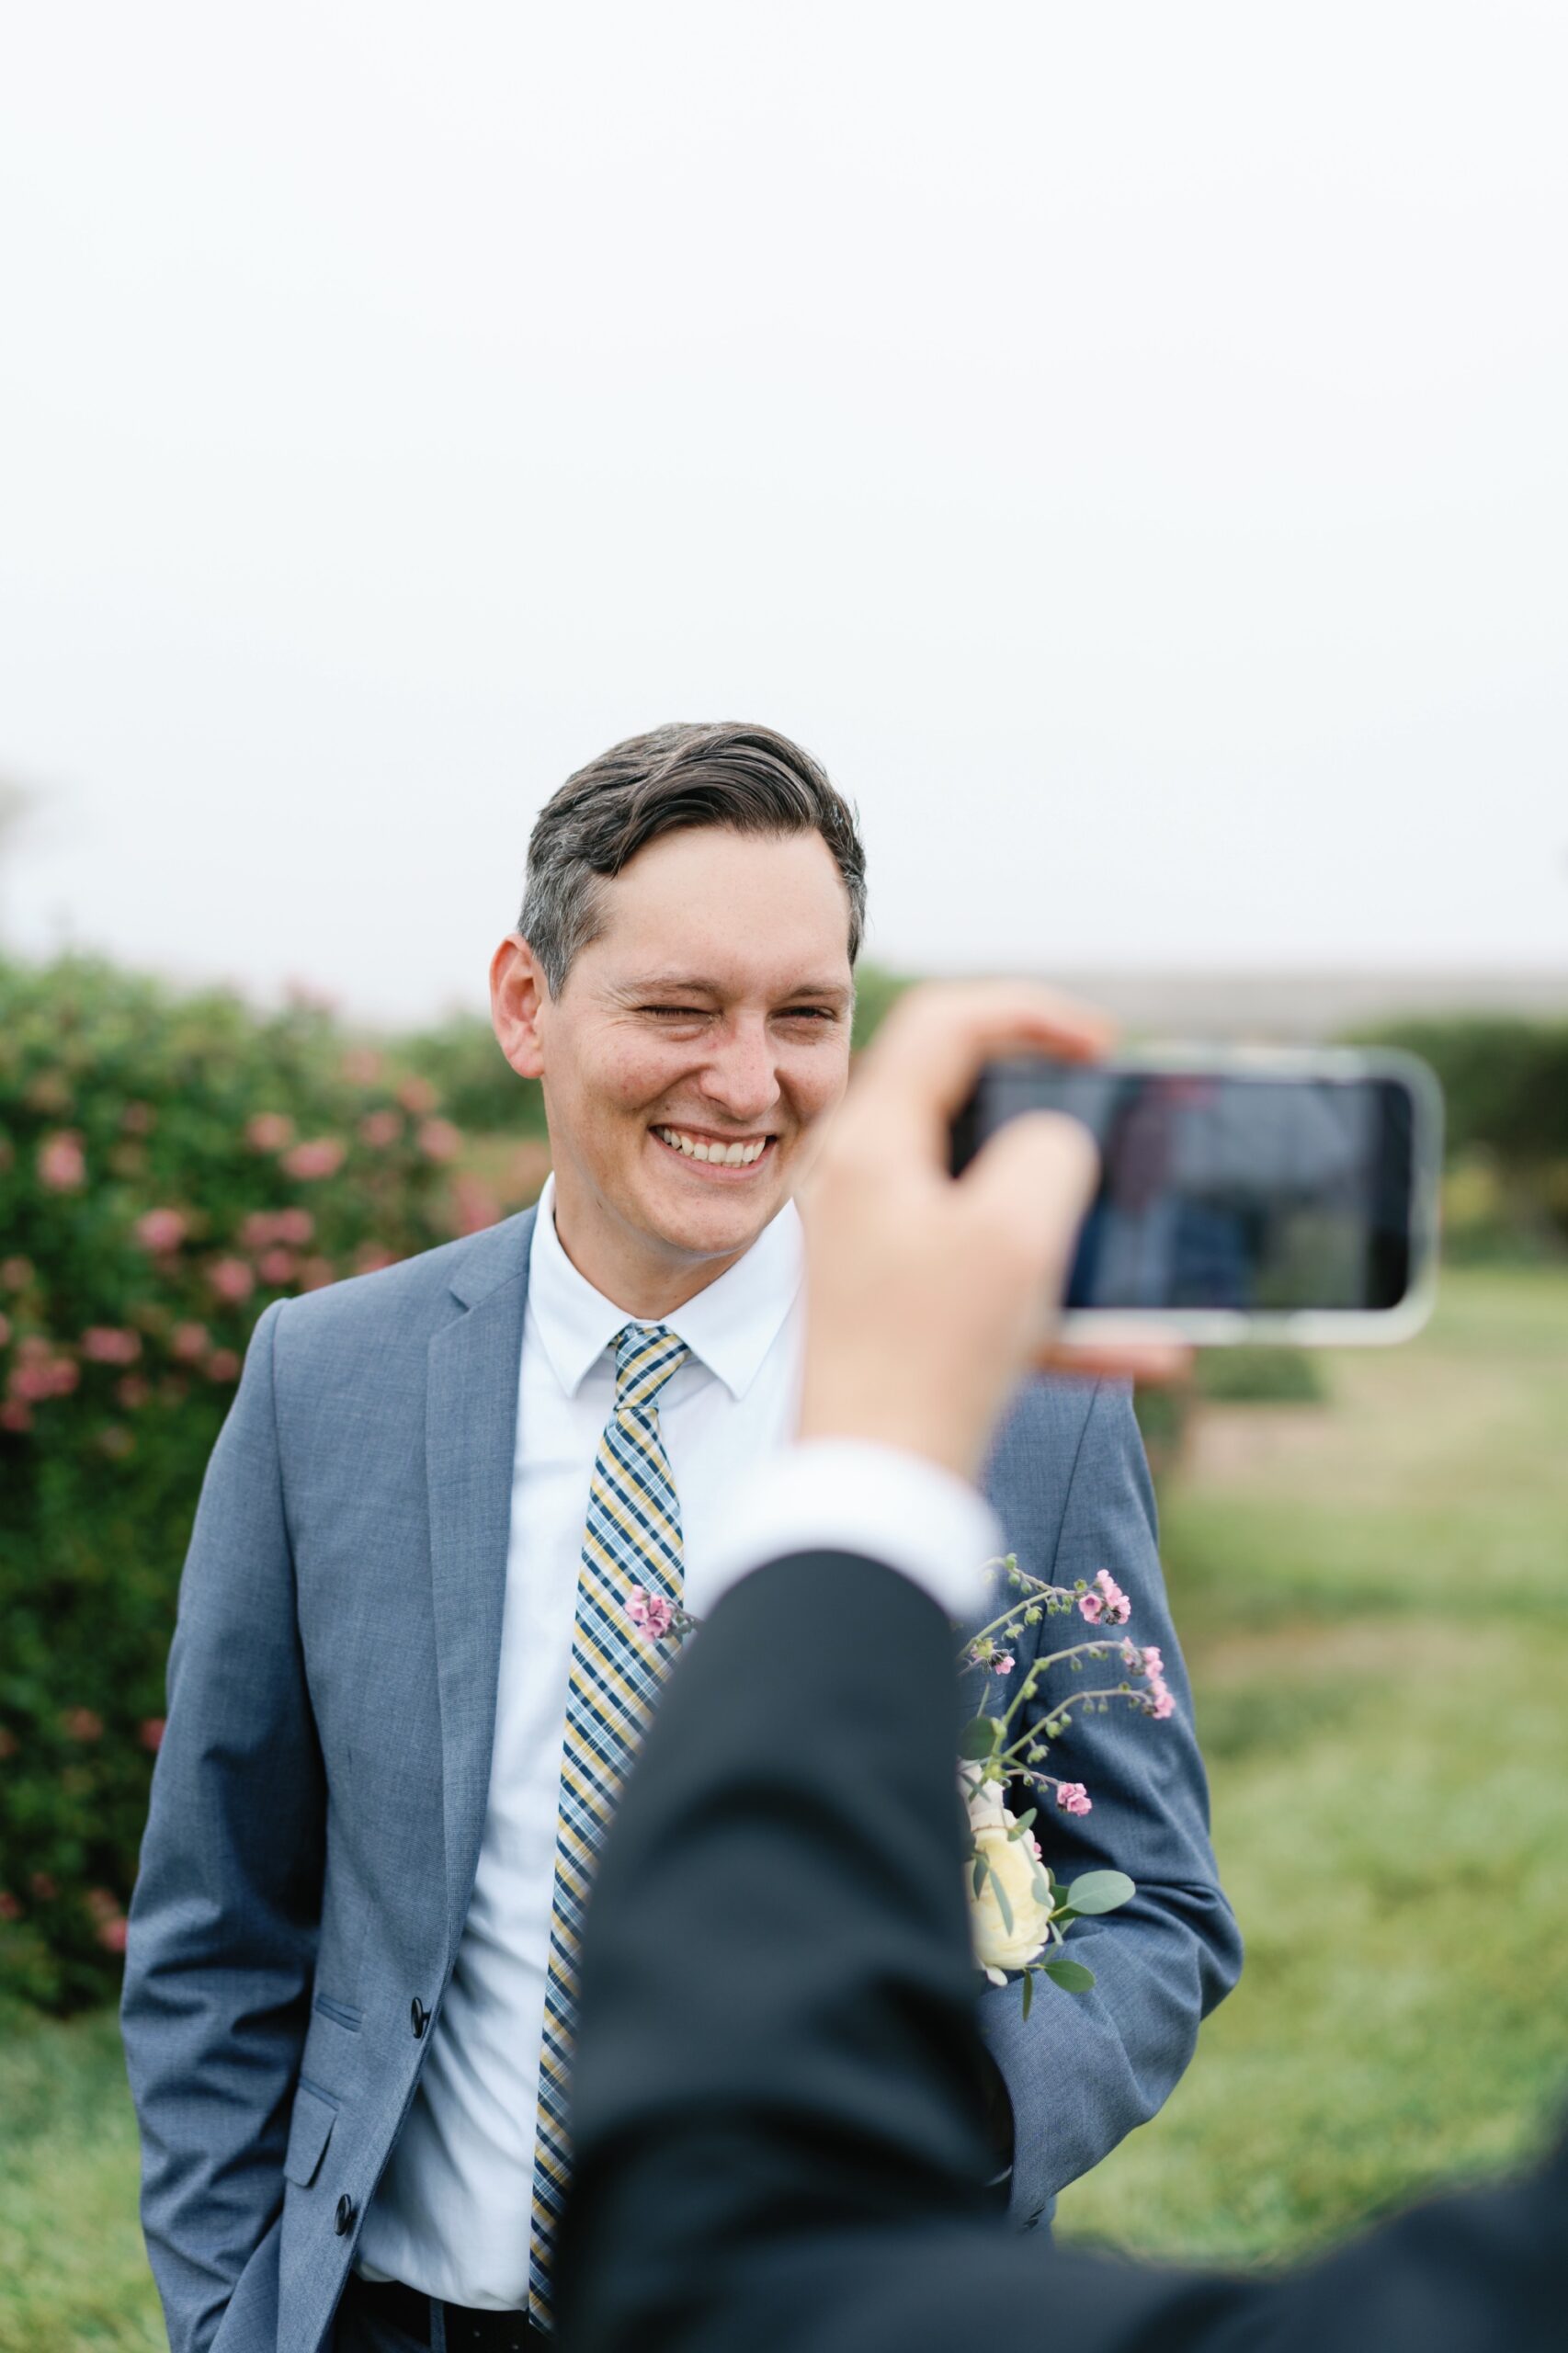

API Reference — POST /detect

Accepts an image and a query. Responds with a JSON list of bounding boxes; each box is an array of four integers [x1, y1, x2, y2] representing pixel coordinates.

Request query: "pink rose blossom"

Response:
[[139, 1717, 165, 1752], [239, 1211, 279, 1250], [246, 1112, 295, 1152], [208, 1256, 255, 1305], [397, 1074, 438, 1115], [276, 1207, 315, 1245], [97, 1915, 129, 1953], [81, 1327, 142, 1366], [1, 1257, 35, 1290], [134, 1207, 187, 1253], [282, 1137, 347, 1181], [1055, 1782, 1093, 1817], [257, 1248, 298, 1287], [38, 1131, 87, 1191], [205, 1349, 242, 1382], [358, 1109, 402, 1149], [0, 1890, 21, 1922], [342, 1047, 383, 1086], [62, 1707, 104, 1742], [170, 1322, 210, 1362], [418, 1118, 463, 1164], [626, 1588, 675, 1641], [0, 1401, 32, 1432], [296, 1257, 335, 1292]]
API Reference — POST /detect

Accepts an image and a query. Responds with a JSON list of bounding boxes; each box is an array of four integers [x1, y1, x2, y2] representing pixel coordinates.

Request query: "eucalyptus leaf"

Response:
[[972, 1855, 988, 1899], [959, 1716, 1002, 1761], [1063, 1870, 1135, 1916], [1042, 1959, 1096, 1994], [1020, 1970, 1035, 2021], [993, 1873, 1014, 1936]]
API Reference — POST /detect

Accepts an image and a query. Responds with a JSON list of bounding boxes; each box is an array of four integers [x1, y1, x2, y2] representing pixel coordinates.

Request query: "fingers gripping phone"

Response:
[[950, 1047, 1443, 1343]]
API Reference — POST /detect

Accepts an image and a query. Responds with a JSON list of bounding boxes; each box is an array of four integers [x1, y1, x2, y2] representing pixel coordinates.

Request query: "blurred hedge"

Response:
[[0, 956, 544, 2008]]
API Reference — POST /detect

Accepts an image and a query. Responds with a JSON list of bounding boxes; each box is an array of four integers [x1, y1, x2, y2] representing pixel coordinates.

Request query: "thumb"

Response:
[[959, 1110, 1100, 1302]]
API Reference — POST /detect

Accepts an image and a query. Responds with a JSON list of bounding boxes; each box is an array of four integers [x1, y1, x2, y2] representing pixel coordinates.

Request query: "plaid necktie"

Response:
[[528, 1320, 690, 2328]]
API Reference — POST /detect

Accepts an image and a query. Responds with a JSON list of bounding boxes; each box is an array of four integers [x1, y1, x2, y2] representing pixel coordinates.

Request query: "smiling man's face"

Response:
[[492, 824, 856, 1313]]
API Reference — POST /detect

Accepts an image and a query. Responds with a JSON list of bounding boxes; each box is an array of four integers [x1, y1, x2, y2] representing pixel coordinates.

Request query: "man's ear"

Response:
[[490, 934, 550, 1081]]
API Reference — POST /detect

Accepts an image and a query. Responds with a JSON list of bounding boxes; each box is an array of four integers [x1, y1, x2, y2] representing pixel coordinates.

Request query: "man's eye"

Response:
[[643, 1006, 708, 1019], [779, 1006, 837, 1023]]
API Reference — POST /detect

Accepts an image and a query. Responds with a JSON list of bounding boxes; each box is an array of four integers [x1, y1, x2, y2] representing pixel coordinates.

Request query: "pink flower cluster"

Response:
[[37, 1131, 87, 1192], [134, 1207, 187, 1254], [85, 1885, 128, 1953], [240, 1208, 315, 1250], [626, 1587, 675, 1641], [6, 1336, 79, 1423], [1078, 1570, 1131, 1627], [80, 1326, 142, 1366], [282, 1138, 347, 1181], [1055, 1782, 1092, 1816], [1120, 1638, 1175, 1719]]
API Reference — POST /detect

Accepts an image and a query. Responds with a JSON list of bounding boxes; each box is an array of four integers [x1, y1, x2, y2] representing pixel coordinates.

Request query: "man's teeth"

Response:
[[654, 1128, 769, 1166]]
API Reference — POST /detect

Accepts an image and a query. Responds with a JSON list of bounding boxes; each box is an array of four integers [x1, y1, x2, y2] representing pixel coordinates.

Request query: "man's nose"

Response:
[[698, 1024, 782, 1123]]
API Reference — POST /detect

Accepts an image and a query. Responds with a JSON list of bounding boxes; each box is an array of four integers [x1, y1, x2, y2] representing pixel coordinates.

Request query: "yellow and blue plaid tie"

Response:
[[528, 1320, 690, 2329]]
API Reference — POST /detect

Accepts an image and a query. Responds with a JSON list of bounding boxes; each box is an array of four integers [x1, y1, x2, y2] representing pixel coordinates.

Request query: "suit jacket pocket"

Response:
[[282, 2079, 338, 2188]]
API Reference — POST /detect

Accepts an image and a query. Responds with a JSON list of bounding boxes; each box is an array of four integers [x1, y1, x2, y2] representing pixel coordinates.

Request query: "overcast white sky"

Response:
[[2, 3, 1564, 1024]]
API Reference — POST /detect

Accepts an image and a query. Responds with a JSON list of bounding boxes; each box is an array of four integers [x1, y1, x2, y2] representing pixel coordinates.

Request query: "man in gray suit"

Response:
[[122, 722, 1241, 2353]]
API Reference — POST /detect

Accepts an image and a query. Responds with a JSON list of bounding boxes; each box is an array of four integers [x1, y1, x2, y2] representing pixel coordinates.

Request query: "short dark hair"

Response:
[[518, 722, 867, 995]]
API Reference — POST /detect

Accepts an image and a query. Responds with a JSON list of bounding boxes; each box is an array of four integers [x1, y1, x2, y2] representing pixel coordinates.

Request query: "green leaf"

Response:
[[1062, 1870, 1135, 1916], [993, 1873, 1014, 1936], [971, 1854, 988, 1899], [1020, 1969, 1034, 2021], [959, 1716, 1002, 1760], [1042, 1959, 1096, 1994]]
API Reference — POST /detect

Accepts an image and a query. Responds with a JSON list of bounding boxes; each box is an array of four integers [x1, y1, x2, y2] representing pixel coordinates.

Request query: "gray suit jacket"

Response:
[[121, 1208, 1240, 2353]]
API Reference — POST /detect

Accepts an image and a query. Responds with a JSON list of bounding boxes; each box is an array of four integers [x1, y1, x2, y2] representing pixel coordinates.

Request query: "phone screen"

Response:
[[952, 1063, 1421, 1314]]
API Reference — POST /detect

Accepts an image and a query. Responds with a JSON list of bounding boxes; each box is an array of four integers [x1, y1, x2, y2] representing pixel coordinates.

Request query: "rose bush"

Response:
[[0, 954, 544, 2007]]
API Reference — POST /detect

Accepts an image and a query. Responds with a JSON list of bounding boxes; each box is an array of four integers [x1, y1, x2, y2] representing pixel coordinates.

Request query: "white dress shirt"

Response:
[[358, 1180, 998, 2306]]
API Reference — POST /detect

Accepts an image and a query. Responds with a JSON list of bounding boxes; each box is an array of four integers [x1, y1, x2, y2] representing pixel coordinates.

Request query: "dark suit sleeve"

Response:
[[980, 1379, 1243, 2221], [558, 1547, 1563, 2353], [120, 1301, 325, 2353]]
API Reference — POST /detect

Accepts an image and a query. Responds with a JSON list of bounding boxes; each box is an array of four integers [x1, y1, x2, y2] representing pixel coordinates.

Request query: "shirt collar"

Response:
[[526, 1175, 802, 1403]]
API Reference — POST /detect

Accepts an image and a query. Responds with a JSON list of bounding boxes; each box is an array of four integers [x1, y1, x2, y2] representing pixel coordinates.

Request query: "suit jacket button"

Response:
[[410, 1996, 429, 2039], [335, 2194, 356, 2236]]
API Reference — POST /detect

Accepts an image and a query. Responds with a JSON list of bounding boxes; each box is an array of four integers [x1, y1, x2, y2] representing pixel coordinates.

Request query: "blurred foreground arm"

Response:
[[559, 983, 1562, 2353]]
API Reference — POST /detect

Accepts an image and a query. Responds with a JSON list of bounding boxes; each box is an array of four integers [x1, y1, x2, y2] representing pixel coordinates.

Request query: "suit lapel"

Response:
[[426, 1210, 536, 1956]]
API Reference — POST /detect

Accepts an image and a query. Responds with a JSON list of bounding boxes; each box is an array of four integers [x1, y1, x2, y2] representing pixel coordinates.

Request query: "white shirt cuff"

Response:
[[706, 1439, 1001, 1623]]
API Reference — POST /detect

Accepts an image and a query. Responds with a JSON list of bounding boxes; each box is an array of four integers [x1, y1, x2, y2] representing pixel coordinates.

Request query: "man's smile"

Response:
[[651, 1123, 778, 1174]]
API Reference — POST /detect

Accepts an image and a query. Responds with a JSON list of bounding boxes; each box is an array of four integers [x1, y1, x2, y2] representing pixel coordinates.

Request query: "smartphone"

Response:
[[949, 1046, 1443, 1343]]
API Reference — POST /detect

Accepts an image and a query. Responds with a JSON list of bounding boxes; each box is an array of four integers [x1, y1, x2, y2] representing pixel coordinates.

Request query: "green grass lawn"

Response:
[[1055, 1262, 1568, 2262], [4, 1265, 1567, 2346]]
